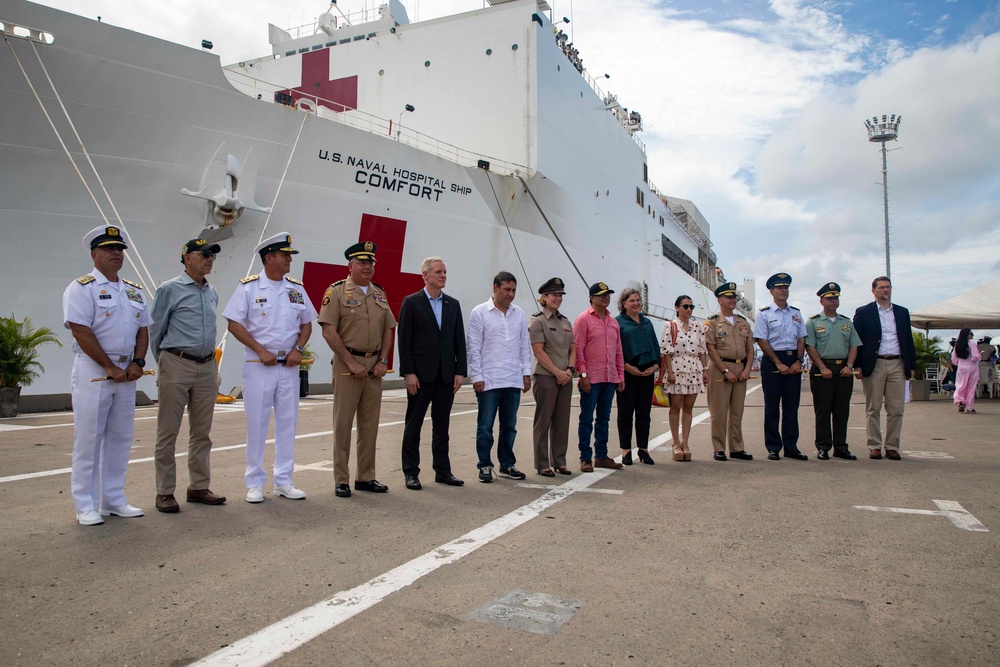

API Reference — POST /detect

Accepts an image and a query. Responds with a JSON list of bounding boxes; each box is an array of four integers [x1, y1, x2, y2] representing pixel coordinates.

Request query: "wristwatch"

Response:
[[295, 345, 305, 353], [845, 364, 854, 370], [567, 366, 576, 374], [131, 357, 145, 368], [379, 357, 389, 365], [579, 372, 588, 379]]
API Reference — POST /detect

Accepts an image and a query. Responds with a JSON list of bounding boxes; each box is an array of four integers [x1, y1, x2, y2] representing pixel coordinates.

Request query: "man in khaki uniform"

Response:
[[704, 282, 755, 461], [319, 241, 397, 498]]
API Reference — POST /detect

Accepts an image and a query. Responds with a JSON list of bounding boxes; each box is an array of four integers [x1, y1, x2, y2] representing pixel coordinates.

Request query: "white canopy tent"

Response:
[[910, 278, 1000, 330]]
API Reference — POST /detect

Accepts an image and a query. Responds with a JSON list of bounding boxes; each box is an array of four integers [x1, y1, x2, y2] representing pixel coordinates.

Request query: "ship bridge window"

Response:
[[340, 38, 351, 44], [298, 48, 309, 53]]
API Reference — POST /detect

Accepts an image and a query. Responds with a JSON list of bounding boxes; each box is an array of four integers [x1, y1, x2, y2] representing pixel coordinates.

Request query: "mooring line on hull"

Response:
[[485, 169, 534, 297], [515, 174, 589, 291]]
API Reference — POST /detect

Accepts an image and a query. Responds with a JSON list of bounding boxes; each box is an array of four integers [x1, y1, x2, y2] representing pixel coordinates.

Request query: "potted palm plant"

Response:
[[298, 343, 316, 398], [910, 331, 942, 401], [0, 315, 63, 417]]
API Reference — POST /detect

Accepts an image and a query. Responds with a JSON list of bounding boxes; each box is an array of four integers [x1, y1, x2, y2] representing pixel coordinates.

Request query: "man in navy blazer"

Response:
[[852, 276, 917, 460], [397, 257, 468, 489]]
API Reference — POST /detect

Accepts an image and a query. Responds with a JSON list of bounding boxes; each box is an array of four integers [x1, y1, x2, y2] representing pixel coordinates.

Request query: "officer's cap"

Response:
[[255, 233, 298, 260], [345, 240, 377, 261], [539, 277, 566, 295], [589, 281, 614, 297], [715, 282, 738, 297], [817, 282, 841, 298], [83, 225, 129, 252], [766, 273, 792, 289]]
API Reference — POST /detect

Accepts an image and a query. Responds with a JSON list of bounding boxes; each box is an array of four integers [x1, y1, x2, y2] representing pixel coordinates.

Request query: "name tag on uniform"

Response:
[[255, 298, 267, 303], [716, 328, 727, 337], [99, 294, 112, 300], [346, 299, 358, 306], [549, 327, 557, 331]]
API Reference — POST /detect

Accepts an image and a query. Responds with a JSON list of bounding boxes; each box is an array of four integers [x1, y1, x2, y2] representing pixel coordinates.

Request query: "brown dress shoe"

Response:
[[885, 450, 901, 460], [869, 449, 883, 460], [186, 489, 227, 505], [580, 460, 595, 472], [156, 494, 180, 513], [594, 458, 624, 470]]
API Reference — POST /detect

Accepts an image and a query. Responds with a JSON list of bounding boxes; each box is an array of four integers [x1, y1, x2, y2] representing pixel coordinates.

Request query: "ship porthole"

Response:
[[379, 69, 384, 76], [511, 44, 518, 51], [425, 60, 431, 67], [486, 48, 492, 56]]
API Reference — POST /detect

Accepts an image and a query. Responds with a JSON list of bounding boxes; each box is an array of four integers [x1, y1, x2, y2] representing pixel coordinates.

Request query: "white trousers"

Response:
[[242, 361, 300, 489], [70, 355, 135, 513]]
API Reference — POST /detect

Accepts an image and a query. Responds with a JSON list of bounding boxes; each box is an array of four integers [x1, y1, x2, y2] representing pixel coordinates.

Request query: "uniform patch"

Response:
[[125, 288, 143, 304], [373, 293, 387, 304], [322, 287, 333, 306], [738, 324, 750, 335], [791, 314, 801, 323], [841, 324, 851, 331], [816, 326, 826, 333], [288, 290, 305, 305]]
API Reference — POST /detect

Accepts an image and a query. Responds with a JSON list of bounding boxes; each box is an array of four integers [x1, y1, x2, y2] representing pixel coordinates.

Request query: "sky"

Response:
[[32, 0, 1000, 338]]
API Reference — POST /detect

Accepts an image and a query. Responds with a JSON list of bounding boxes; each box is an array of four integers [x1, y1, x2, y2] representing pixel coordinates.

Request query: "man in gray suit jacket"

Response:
[[398, 257, 468, 489]]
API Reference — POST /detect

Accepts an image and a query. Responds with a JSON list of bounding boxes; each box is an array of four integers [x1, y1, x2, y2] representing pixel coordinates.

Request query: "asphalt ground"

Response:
[[1, 380, 997, 666]]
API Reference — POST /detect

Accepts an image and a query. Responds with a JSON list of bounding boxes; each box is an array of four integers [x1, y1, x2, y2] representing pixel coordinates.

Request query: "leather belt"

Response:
[[720, 357, 744, 364], [775, 349, 797, 355], [163, 348, 215, 364], [114, 355, 131, 363], [347, 347, 381, 358], [877, 354, 901, 360], [822, 358, 847, 365]]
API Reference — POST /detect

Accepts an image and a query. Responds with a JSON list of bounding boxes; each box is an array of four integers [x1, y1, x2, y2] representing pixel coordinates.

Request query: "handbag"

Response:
[[652, 383, 670, 408]]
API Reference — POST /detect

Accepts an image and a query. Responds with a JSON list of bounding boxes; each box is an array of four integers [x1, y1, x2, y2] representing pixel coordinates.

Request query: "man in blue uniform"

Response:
[[752, 273, 808, 460]]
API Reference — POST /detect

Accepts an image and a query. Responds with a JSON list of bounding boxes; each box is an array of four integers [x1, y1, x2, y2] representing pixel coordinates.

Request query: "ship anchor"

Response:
[[181, 143, 271, 240]]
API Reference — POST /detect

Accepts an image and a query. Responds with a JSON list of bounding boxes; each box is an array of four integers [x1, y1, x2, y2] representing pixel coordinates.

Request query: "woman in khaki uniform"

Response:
[[528, 278, 576, 476]]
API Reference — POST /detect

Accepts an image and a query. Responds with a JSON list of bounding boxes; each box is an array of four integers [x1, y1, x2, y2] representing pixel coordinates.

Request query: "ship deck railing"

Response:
[[646, 178, 716, 263], [224, 68, 529, 176]]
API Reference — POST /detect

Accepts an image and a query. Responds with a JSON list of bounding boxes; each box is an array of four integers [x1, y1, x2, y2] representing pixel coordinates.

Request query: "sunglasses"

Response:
[[679, 304, 695, 310], [197, 250, 216, 259]]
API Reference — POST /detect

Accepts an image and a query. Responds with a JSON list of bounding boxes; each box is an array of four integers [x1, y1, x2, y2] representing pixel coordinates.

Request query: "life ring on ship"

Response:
[[295, 98, 317, 114]]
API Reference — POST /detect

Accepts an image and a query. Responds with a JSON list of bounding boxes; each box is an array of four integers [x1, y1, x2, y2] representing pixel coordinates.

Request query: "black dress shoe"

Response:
[[767, 451, 780, 461], [637, 449, 655, 465], [405, 475, 422, 490], [785, 451, 809, 461], [714, 451, 728, 461], [355, 479, 389, 493], [729, 450, 753, 460], [335, 484, 351, 498], [434, 473, 465, 486], [817, 450, 830, 460], [833, 450, 857, 460]]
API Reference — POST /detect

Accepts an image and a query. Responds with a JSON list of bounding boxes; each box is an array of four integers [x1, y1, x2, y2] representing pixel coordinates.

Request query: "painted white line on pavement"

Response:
[[191, 405, 722, 667], [0, 409, 479, 485], [853, 499, 989, 532], [517, 483, 624, 495]]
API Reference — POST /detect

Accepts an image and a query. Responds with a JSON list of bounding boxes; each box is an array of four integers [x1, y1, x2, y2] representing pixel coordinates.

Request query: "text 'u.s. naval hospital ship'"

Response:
[[1, 0, 754, 399]]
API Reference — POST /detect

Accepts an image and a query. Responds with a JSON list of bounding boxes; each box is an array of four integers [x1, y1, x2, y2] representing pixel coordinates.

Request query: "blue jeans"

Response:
[[476, 388, 521, 469], [578, 382, 616, 461]]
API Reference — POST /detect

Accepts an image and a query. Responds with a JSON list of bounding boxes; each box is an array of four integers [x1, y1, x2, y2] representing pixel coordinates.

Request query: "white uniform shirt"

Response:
[[752, 301, 807, 352], [466, 298, 532, 391], [62, 269, 152, 356], [222, 276, 317, 360], [876, 303, 901, 355]]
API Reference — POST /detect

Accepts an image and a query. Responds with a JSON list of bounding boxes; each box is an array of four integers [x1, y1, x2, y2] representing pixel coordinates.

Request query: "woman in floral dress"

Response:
[[657, 295, 708, 461]]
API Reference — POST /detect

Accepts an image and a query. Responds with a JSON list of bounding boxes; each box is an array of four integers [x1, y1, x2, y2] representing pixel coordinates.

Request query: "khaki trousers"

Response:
[[332, 354, 382, 485], [862, 358, 905, 451], [706, 360, 748, 453], [154, 351, 218, 495], [532, 373, 572, 470]]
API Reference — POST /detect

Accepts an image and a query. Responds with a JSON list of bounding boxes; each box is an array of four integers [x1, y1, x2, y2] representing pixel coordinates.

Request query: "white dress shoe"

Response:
[[76, 510, 104, 526], [274, 484, 306, 500], [99, 504, 144, 518], [245, 487, 264, 503]]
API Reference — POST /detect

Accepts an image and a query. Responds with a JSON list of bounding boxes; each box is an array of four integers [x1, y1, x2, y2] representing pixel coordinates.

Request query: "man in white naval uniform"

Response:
[[62, 225, 152, 526], [222, 233, 316, 503]]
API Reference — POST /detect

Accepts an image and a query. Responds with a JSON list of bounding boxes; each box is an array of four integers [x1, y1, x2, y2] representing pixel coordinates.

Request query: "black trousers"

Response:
[[760, 350, 801, 454], [616, 367, 655, 450], [810, 359, 853, 452], [401, 372, 455, 476]]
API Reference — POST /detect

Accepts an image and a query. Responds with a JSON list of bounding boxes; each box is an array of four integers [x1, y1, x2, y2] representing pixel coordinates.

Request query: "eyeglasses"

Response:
[[198, 250, 216, 259], [679, 304, 695, 310]]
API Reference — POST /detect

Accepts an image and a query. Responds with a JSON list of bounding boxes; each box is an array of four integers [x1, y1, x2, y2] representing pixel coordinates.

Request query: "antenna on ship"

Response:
[[863, 113, 902, 281]]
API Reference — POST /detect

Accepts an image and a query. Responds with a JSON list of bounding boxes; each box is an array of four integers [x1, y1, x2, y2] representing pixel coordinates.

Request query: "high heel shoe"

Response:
[[622, 450, 633, 465], [672, 443, 684, 461], [637, 449, 655, 465], [682, 443, 692, 461]]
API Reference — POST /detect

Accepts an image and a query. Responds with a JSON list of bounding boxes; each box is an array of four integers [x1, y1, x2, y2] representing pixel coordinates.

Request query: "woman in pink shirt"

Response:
[[952, 328, 981, 413]]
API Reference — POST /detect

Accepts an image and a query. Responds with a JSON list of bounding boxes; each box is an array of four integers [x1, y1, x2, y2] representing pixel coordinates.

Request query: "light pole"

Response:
[[863, 113, 902, 280], [396, 104, 415, 141]]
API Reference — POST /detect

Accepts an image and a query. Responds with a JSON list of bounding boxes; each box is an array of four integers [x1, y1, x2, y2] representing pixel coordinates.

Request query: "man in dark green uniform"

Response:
[[805, 282, 861, 460]]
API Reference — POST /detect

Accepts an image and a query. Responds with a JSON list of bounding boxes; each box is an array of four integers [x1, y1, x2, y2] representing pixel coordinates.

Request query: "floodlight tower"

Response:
[[863, 113, 902, 280]]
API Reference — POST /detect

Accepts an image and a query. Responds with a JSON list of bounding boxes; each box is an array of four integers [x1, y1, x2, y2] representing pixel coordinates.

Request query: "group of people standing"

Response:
[[61, 225, 921, 528]]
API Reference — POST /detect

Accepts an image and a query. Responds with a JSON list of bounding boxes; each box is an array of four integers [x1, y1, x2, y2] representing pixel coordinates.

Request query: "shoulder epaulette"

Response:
[[331, 279, 345, 287], [810, 313, 822, 319], [760, 305, 770, 312], [286, 276, 304, 285], [371, 281, 385, 291], [122, 278, 144, 290], [76, 275, 95, 285], [240, 275, 260, 284], [707, 313, 719, 320], [789, 305, 800, 311]]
